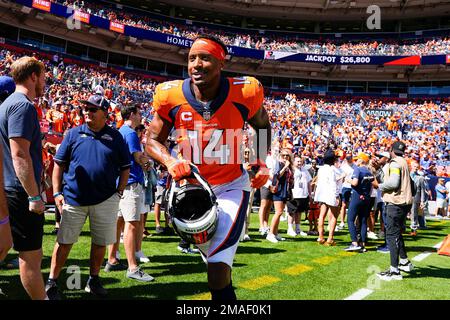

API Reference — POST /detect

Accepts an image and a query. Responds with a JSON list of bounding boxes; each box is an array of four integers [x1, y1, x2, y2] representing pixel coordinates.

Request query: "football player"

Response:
[[145, 35, 271, 300]]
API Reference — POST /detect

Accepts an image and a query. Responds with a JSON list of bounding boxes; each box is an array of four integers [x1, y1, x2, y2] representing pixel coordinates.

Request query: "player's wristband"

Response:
[[53, 192, 64, 198], [0, 216, 9, 225], [28, 195, 42, 202]]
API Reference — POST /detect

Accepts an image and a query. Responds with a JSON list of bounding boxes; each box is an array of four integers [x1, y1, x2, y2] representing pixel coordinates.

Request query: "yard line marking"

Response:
[[344, 288, 374, 300], [190, 292, 211, 300], [433, 241, 443, 249], [281, 264, 313, 276], [337, 251, 357, 257], [312, 256, 338, 265], [238, 276, 281, 291], [412, 252, 432, 262]]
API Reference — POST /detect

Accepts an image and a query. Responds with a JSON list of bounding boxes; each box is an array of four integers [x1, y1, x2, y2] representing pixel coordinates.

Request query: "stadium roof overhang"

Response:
[[117, 0, 450, 21]]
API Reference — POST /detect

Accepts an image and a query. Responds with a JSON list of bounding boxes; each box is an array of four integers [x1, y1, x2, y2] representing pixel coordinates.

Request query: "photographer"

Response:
[[376, 141, 414, 281]]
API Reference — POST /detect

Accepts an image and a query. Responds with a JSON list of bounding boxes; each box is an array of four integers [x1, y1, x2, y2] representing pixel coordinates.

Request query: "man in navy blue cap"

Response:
[[0, 76, 16, 103], [45, 93, 131, 299]]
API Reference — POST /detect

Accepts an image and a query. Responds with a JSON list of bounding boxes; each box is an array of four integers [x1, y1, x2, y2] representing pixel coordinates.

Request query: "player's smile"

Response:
[[192, 70, 206, 81]]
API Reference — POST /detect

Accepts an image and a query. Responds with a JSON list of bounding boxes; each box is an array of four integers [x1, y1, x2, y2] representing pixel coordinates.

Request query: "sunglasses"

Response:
[[281, 154, 290, 157], [83, 107, 100, 113]]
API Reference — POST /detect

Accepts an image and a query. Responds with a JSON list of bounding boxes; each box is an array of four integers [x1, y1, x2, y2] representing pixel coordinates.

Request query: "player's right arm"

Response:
[[145, 112, 173, 168], [145, 83, 191, 181]]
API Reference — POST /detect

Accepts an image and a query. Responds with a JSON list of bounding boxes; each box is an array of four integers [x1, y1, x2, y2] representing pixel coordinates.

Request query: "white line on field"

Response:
[[344, 288, 374, 300], [433, 242, 443, 249], [345, 240, 445, 300], [412, 241, 443, 262], [412, 252, 432, 262]]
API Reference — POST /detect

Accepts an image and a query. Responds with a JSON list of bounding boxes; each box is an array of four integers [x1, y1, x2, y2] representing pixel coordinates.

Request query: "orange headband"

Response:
[[190, 38, 226, 61]]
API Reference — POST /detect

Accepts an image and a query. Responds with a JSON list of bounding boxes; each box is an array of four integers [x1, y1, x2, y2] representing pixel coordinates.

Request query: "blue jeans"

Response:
[[347, 193, 371, 243]]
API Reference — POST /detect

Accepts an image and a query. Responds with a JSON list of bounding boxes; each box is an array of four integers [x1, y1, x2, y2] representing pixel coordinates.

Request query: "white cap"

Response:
[[376, 151, 391, 159], [94, 85, 104, 95]]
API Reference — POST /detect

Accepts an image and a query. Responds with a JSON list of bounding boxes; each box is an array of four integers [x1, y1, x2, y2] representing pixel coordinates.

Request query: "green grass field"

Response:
[[1, 211, 450, 300]]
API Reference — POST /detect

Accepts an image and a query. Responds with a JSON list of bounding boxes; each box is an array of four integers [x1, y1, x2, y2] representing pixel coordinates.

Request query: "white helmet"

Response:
[[167, 166, 219, 244]]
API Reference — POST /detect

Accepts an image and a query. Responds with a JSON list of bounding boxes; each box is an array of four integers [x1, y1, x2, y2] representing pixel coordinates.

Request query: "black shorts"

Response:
[[287, 197, 309, 214], [260, 186, 273, 201], [369, 197, 376, 211], [6, 191, 45, 252]]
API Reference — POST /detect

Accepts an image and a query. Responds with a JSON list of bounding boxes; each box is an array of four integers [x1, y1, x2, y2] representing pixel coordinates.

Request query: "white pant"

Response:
[[196, 173, 250, 268]]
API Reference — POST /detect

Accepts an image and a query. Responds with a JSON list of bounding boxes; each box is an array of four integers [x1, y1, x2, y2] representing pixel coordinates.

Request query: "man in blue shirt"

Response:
[[0, 57, 47, 300], [435, 178, 448, 218], [345, 152, 375, 252], [107, 104, 154, 282], [46, 94, 131, 299]]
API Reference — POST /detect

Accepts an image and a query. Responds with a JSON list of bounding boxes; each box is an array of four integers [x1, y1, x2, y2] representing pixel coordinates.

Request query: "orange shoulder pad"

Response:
[[229, 76, 264, 120], [152, 80, 184, 123]]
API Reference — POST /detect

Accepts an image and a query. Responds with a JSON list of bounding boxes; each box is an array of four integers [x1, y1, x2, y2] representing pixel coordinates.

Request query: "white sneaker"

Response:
[[339, 222, 345, 229], [259, 227, 269, 236], [191, 247, 200, 253], [266, 233, 278, 243], [367, 231, 378, 240], [275, 234, 286, 241], [243, 234, 251, 241], [398, 261, 414, 272], [280, 215, 287, 222], [297, 230, 308, 237], [135, 251, 150, 263], [287, 229, 297, 237]]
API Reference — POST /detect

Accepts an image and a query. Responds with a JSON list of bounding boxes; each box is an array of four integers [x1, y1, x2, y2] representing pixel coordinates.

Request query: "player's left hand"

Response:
[[250, 159, 270, 189]]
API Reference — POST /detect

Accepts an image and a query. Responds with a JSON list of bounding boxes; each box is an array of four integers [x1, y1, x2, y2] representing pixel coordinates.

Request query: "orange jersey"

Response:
[[35, 104, 44, 121], [153, 76, 264, 185], [70, 111, 84, 127], [47, 110, 67, 133], [115, 110, 124, 129]]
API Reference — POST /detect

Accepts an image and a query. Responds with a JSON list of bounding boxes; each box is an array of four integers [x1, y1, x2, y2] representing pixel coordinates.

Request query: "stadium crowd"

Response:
[[1, 45, 449, 176], [50, 0, 450, 56]]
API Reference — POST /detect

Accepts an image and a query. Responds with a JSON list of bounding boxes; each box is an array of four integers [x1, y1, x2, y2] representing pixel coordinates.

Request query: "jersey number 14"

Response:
[[187, 129, 231, 165]]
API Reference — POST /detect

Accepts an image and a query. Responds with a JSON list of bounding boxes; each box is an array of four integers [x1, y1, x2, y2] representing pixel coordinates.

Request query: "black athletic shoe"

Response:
[[104, 261, 127, 272], [85, 277, 108, 298], [45, 280, 61, 300]]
